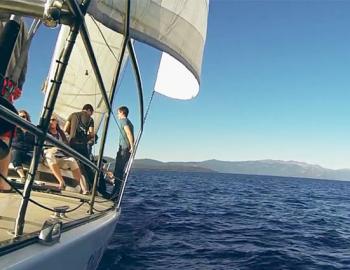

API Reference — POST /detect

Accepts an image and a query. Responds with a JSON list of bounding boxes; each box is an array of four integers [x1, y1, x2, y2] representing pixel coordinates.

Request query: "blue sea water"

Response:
[[98, 170, 350, 270]]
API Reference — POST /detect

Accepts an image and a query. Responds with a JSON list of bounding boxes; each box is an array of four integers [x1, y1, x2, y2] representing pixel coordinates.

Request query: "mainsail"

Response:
[[44, 15, 126, 129], [3, 0, 209, 104], [88, 0, 209, 100], [88, 0, 209, 83]]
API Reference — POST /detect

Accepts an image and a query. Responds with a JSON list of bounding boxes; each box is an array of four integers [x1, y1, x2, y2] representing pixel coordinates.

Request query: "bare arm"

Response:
[[88, 126, 95, 140], [63, 120, 70, 134], [124, 125, 134, 152]]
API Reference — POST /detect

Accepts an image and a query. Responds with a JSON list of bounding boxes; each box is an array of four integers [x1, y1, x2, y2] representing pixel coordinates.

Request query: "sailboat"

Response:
[[0, 0, 209, 269]]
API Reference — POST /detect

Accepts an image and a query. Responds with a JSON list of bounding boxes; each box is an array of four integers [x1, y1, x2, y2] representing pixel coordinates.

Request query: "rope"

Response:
[[65, 201, 86, 213], [87, 14, 128, 149], [92, 205, 114, 213], [0, 172, 87, 213], [143, 90, 155, 123], [90, 16, 118, 61]]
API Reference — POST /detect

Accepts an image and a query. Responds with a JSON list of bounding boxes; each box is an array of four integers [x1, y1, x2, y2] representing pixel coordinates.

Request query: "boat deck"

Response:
[[0, 185, 114, 244]]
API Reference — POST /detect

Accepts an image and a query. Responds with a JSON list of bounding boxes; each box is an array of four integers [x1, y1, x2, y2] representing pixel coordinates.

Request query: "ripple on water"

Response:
[[98, 171, 350, 270]]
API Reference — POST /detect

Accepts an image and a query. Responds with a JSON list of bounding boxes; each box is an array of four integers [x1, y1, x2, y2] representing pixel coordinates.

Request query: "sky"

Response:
[[16, 0, 350, 170]]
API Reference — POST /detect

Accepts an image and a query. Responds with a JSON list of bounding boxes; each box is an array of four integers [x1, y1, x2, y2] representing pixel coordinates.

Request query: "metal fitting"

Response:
[[43, 0, 64, 28]]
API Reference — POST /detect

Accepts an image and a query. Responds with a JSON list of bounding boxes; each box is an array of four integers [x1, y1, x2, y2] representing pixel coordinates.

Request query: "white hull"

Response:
[[1, 209, 120, 270]]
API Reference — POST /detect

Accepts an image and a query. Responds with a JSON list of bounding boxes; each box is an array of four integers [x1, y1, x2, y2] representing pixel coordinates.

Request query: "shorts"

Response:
[[45, 150, 79, 170]]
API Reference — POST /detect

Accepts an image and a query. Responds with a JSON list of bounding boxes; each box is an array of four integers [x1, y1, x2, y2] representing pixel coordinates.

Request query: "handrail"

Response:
[[88, 0, 132, 213], [115, 39, 145, 208], [127, 40, 144, 132], [0, 106, 99, 172], [0, 1, 47, 18], [115, 129, 141, 208], [0, 1, 72, 25]]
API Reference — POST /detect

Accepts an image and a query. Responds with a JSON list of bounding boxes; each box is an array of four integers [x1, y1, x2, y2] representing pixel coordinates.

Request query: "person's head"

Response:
[[82, 104, 94, 116], [117, 106, 129, 119], [18, 110, 31, 122], [49, 115, 59, 130]]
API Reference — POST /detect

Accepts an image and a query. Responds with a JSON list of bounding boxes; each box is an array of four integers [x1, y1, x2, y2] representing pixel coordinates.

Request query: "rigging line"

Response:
[[0, 172, 56, 211], [104, 61, 128, 127], [90, 16, 118, 61], [29, 196, 86, 214], [29, 196, 62, 212], [107, 89, 156, 163], [92, 205, 114, 213], [143, 90, 156, 123], [64, 201, 86, 213], [106, 40, 130, 126], [0, 173, 87, 213]]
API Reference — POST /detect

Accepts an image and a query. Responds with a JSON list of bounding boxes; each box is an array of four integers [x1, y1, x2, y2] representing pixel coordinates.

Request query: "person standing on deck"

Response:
[[0, 15, 28, 192], [63, 104, 94, 187], [112, 106, 134, 197]]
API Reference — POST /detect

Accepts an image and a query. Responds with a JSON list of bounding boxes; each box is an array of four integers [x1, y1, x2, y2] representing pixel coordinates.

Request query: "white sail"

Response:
[[3, 0, 209, 85], [44, 15, 126, 128], [89, 0, 209, 100], [88, 0, 209, 84], [154, 52, 199, 100]]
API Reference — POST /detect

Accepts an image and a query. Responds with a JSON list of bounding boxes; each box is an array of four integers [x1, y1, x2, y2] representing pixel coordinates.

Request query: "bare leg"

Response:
[[0, 137, 11, 191], [47, 163, 65, 189], [16, 167, 26, 179], [72, 168, 88, 194]]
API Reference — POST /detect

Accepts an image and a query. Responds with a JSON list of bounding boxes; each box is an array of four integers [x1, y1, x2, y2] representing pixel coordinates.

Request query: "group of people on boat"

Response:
[[0, 15, 135, 199], [0, 15, 27, 192]]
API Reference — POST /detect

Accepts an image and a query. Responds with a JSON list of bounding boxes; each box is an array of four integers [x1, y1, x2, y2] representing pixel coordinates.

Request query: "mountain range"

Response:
[[113, 158, 350, 181]]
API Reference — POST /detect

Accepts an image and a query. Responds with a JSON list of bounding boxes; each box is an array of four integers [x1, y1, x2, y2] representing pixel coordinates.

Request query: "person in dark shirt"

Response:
[[11, 110, 35, 183], [64, 104, 95, 187]]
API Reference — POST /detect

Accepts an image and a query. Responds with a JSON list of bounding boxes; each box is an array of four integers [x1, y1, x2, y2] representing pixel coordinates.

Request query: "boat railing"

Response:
[[0, 105, 100, 172], [0, 0, 144, 236]]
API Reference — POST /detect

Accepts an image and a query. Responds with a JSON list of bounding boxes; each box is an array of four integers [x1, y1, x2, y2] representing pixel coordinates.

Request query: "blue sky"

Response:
[[17, 0, 350, 169]]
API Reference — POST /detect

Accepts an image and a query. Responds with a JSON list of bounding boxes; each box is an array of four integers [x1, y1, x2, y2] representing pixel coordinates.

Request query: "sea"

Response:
[[97, 170, 350, 270]]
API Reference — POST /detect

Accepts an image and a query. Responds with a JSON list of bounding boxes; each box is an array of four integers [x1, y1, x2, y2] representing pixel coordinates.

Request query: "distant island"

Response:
[[103, 158, 350, 181]]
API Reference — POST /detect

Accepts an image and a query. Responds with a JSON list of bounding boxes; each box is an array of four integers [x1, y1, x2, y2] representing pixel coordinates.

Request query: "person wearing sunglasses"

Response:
[[11, 110, 35, 183], [44, 116, 89, 194]]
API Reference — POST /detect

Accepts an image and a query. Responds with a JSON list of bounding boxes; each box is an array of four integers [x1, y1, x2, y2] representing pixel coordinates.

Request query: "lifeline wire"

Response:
[[0, 172, 87, 213]]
